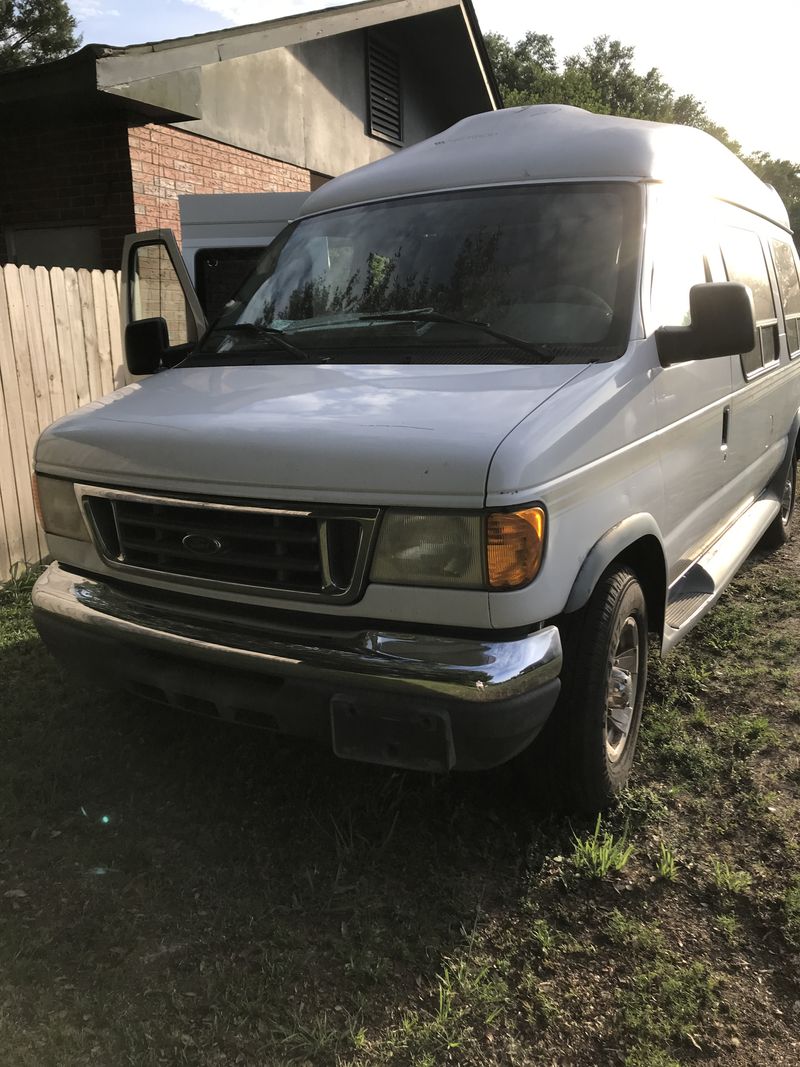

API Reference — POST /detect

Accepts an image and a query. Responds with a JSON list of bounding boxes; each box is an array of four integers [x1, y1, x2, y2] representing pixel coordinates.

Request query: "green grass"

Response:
[[655, 840, 678, 881], [571, 815, 634, 878], [711, 859, 753, 895], [1, 540, 799, 1065]]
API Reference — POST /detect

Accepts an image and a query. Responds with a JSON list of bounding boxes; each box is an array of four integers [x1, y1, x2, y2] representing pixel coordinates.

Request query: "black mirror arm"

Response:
[[656, 325, 700, 367], [162, 343, 194, 369]]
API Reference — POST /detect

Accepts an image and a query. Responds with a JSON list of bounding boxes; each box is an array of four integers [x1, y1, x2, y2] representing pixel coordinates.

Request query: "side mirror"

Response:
[[656, 282, 755, 367], [125, 317, 192, 375]]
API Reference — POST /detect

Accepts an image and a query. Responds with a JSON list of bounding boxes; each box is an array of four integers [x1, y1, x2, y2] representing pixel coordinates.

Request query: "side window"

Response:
[[129, 241, 191, 346], [771, 239, 800, 358], [720, 228, 778, 376]]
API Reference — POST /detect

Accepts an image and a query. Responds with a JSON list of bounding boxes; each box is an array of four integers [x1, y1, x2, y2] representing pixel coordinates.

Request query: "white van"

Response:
[[31, 105, 800, 809]]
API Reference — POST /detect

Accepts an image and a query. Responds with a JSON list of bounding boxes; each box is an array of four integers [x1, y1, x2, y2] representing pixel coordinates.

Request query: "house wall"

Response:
[[128, 123, 315, 247], [173, 31, 452, 178], [0, 117, 135, 270], [0, 118, 315, 272]]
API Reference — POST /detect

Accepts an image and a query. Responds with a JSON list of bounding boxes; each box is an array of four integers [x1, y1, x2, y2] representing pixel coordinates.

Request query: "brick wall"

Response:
[[0, 117, 135, 269], [0, 117, 318, 271], [129, 124, 314, 245]]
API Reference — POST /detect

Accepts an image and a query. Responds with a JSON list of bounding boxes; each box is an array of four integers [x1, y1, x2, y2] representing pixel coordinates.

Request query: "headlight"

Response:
[[370, 512, 485, 587], [32, 474, 90, 541], [370, 507, 545, 590]]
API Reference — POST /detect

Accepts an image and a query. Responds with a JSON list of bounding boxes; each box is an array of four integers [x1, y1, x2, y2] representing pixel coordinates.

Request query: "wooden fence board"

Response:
[[35, 266, 68, 423], [91, 269, 114, 396], [77, 269, 102, 400], [50, 268, 79, 413], [0, 275, 28, 576], [64, 268, 91, 408], [0, 264, 125, 583], [19, 264, 54, 432], [0, 269, 42, 566], [104, 270, 126, 388]]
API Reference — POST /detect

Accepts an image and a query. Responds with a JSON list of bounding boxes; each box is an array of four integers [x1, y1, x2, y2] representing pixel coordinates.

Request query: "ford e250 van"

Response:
[[31, 106, 800, 809]]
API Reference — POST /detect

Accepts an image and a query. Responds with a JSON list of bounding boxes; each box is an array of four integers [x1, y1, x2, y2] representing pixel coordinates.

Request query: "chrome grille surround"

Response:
[[76, 483, 379, 604]]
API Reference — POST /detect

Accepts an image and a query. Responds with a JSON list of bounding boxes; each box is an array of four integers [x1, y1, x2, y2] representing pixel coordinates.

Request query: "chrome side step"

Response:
[[662, 494, 780, 653]]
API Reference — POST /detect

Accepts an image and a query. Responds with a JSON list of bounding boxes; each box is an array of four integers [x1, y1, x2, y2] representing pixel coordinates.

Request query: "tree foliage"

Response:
[[485, 31, 799, 245], [485, 33, 742, 153], [744, 152, 800, 236], [0, 0, 81, 71]]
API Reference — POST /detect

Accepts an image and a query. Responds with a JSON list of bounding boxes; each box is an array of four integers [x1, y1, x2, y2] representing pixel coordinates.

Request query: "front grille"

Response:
[[81, 488, 377, 601]]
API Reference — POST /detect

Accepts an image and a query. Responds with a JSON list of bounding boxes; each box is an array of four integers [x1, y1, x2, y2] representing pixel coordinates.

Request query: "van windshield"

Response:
[[191, 182, 641, 365]]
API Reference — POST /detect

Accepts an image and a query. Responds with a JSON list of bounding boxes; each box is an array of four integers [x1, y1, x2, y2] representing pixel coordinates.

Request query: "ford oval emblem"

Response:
[[182, 533, 223, 555]]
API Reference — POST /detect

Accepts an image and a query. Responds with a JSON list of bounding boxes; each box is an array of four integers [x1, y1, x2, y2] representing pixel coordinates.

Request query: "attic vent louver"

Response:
[[367, 35, 403, 145]]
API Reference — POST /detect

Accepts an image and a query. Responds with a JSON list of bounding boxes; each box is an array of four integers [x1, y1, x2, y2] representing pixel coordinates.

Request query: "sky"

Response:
[[71, 0, 800, 161]]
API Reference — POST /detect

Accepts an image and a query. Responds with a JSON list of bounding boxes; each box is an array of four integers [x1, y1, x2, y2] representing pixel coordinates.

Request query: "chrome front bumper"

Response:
[[32, 562, 563, 770]]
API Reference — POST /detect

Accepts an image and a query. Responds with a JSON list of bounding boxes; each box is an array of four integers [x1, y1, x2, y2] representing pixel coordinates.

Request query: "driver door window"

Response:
[[130, 241, 192, 346]]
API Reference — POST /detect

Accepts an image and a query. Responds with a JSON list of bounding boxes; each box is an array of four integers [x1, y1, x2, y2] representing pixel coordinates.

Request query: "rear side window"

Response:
[[771, 239, 800, 357], [720, 228, 778, 375]]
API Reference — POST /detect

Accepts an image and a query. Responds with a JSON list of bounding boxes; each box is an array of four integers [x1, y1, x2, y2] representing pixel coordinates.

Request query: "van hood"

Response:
[[36, 362, 587, 507]]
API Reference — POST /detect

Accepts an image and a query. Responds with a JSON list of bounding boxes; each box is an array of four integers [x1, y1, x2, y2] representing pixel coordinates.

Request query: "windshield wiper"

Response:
[[366, 309, 554, 360], [203, 323, 310, 362]]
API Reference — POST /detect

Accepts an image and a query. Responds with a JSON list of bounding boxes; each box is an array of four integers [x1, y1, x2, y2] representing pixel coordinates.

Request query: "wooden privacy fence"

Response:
[[0, 264, 128, 585]]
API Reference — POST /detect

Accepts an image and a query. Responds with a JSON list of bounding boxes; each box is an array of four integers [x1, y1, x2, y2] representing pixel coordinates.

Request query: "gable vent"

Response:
[[367, 35, 403, 145]]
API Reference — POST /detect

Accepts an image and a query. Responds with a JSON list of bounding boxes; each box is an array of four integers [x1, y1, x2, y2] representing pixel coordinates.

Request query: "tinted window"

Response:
[[194, 183, 641, 365], [721, 228, 777, 374], [721, 228, 774, 319], [771, 239, 800, 356]]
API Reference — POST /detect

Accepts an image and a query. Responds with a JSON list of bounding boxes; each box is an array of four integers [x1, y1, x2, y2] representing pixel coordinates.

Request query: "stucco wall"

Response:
[[173, 32, 448, 178]]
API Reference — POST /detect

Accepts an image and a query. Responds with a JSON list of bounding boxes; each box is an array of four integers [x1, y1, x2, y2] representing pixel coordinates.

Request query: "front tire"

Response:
[[522, 567, 649, 811]]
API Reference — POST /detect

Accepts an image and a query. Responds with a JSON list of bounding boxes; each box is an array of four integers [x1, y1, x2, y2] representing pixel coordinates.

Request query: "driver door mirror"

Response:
[[656, 282, 755, 367], [121, 230, 207, 374]]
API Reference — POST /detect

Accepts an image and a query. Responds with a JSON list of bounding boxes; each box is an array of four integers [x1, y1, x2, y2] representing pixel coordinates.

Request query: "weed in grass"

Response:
[[714, 713, 778, 757], [655, 841, 678, 881], [605, 910, 663, 954], [571, 815, 633, 878], [270, 1007, 366, 1061], [517, 968, 558, 1026], [383, 954, 510, 1061], [2, 560, 45, 597], [783, 876, 800, 947], [714, 913, 742, 946], [711, 859, 752, 895], [639, 699, 722, 789], [618, 958, 718, 1067], [529, 918, 556, 958], [614, 785, 669, 829]]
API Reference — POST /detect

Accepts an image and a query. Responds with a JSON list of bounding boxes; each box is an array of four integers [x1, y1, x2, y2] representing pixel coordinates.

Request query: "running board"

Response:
[[662, 494, 781, 653]]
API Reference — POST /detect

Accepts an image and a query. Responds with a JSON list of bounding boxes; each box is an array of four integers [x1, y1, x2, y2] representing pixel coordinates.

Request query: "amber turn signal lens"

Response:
[[486, 507, 545, 590]]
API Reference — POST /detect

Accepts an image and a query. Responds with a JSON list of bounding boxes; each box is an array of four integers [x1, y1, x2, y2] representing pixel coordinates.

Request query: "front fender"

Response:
[[564, 513, 666, 614]]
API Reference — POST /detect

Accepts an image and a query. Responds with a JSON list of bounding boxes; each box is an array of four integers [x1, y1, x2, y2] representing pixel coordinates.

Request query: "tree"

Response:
[[744, 152, 800, 237], [485, 30, 799, 248], [0, 0, 81, 72], [486, 31, 741, 148]]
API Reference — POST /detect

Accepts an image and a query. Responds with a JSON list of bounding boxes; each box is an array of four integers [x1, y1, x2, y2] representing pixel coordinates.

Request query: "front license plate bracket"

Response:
[[330, 694, 456, 773]]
